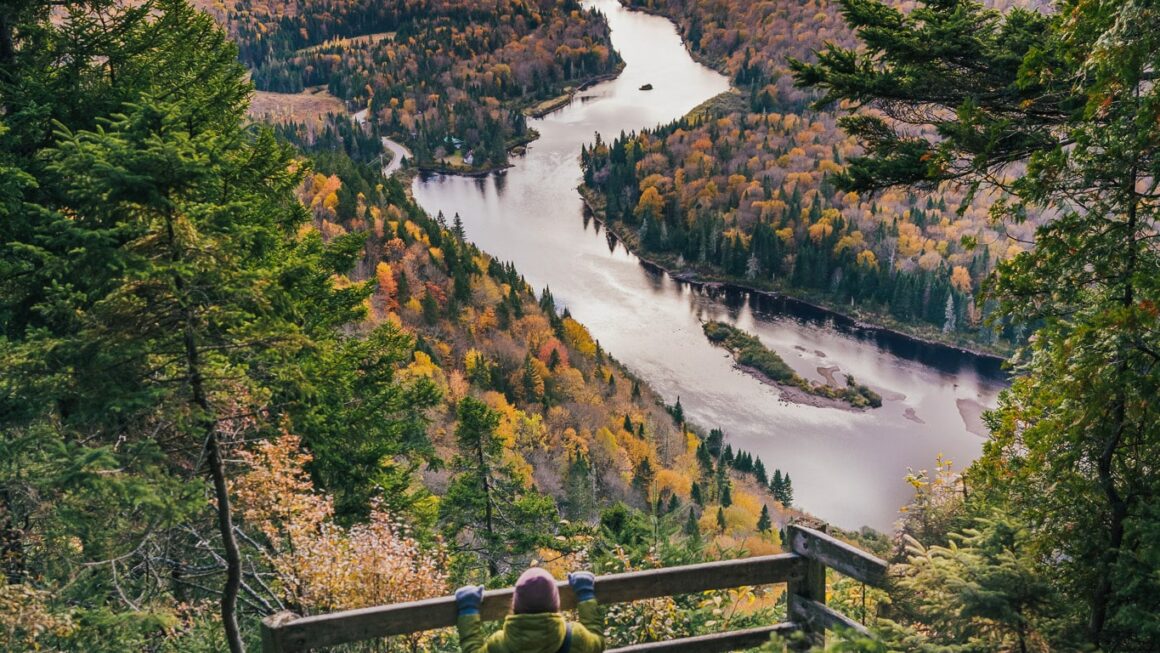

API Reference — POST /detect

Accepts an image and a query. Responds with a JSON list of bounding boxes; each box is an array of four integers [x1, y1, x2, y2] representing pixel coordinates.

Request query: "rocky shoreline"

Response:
[[737, 364, 866, 412]]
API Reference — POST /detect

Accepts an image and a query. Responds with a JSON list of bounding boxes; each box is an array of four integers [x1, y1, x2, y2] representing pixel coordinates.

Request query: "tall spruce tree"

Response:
[[440, 397, 559, 578], [0, 3, 388, 650], [757, 505, 772, 534], [684, 507, 700, 538]]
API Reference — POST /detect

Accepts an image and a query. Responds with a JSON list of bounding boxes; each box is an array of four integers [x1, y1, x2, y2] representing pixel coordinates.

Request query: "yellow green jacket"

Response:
[[456, 599, 605, 653]]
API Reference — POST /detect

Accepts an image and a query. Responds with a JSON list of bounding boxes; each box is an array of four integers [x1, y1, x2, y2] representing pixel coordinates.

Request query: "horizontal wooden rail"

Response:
[[790, 597, 871, 637], [261, 553, 806, 652], [788, 525, 888, 586], [260, 524, 890, 652], [607, 623, 798, 653]]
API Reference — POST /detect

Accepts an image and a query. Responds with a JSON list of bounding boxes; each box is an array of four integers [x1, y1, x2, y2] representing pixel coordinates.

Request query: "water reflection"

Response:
[[412, 0, 1006, 530]]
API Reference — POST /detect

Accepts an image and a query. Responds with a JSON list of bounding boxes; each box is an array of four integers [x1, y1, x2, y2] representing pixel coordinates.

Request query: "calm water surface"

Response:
[[413, 0, 1007, 531]]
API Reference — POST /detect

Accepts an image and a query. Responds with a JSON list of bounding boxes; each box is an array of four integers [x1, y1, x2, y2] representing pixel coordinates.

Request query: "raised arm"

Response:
[[455, 585, 488, 653], [568, 571, 605, 650]]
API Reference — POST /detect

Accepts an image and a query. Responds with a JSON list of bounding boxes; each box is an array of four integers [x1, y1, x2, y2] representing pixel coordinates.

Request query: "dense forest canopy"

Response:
[[195, 0, 624, 169], [585, 0, 1055, 351]]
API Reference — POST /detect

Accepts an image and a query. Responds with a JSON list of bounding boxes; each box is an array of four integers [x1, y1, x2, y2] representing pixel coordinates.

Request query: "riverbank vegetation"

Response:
[[583, 0, 1059, 354], [703, 322, 881, 409], [580, 113, 1019, 353], [197, 0, 623, 170]]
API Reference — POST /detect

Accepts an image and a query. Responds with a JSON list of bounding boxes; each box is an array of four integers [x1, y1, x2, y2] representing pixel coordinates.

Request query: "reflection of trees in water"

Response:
[[670, 284, 1008, 382]]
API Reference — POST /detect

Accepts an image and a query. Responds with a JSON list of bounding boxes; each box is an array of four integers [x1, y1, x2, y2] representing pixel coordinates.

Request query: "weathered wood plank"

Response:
[[260, 611, 298, 653], [789, 525, 888, 587], [596, 552, 805, 605], [262, 553, 806, 652], [786, 525, 827, 649], [608, 623, 798, 653], [790, 597, 872, 637]]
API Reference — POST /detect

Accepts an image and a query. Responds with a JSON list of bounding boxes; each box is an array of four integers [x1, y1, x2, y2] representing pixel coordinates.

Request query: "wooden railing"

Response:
[[260, 525, 889, 652]]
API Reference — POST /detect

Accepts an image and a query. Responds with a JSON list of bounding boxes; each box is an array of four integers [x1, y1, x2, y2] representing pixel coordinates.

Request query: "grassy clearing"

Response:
[[248, 87, 347, 125]]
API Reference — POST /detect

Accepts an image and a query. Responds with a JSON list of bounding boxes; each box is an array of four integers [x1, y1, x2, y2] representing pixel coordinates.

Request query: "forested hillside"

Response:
[[582, 0, 1050, 350], [0, 2, 795, 650], [196, 0, 623, 169]]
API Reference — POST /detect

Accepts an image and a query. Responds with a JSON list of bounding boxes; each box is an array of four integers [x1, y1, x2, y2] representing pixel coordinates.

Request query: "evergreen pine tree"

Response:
[[691, 481, 704, 507], [452, 212, 466, 240], [754, 457, 769, 486], [633, 456, 655, 498], [757, 505, 772, 533], [441, 398, 559, 577], [421, 290, 440, 324], [685, 507, 700, 539]]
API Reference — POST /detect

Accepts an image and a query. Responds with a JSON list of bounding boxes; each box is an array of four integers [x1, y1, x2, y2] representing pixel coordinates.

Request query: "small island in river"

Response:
[[702, 321, 883, 410]]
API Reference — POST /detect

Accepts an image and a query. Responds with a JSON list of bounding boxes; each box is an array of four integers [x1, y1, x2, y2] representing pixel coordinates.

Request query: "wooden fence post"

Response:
[[786, 524, 826, 648], [261, 611, 299, 653]]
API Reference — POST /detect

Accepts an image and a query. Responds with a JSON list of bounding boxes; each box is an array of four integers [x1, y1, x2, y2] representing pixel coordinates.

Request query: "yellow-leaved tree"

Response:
[[231, 435, 447, 617]]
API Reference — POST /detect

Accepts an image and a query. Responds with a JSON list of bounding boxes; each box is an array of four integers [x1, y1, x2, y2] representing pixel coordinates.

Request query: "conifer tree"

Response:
[[757, 505, 772, 533], [441, 398, 558, 578], [691, 481, 704, 507], [0, 4, 408, 649], [421, 290, 440, 324], [452, 212, 466, 240], [754, 457, 769, 486], [633, 456, 655, 498], [685, 507, 700, 538]]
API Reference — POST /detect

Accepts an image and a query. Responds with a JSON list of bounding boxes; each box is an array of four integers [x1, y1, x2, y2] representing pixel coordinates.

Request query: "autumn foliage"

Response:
[[205, 0, 622, 168], [232, 434, 448, 614], [583, 0, 1051, 349]]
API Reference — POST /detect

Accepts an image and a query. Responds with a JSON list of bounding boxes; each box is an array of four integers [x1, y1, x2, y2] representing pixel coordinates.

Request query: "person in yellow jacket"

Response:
[[455, 568, 604, 653]]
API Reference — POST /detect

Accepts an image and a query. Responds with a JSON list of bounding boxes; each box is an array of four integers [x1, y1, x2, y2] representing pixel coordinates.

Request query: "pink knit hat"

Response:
[[512, 567, 560, 614]]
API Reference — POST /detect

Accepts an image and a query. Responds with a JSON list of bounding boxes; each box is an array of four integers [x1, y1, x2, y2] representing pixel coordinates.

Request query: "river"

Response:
[[412, 0, 1007, 531]]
